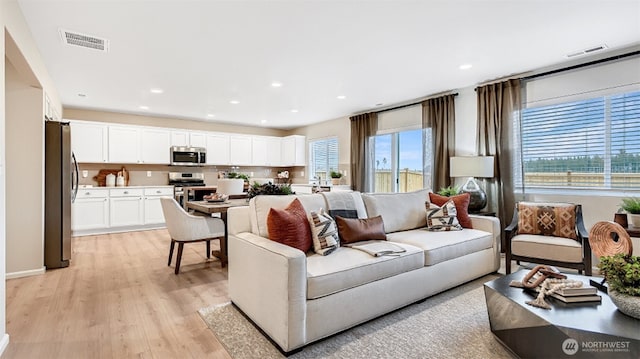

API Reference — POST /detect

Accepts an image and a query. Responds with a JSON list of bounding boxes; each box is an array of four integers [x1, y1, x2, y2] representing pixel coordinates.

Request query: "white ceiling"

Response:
[[17, 0, 640, 129]]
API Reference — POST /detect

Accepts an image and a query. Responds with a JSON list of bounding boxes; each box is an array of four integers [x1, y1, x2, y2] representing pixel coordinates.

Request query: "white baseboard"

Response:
[[6, 266, 46, 279], [0, 333, 10, 356]]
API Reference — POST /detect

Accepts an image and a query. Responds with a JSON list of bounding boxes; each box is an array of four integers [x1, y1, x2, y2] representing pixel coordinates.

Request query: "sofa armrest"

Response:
[[227, 206, 251, 235], [228, 231, 308, 352], [469, 215, 501, 270]]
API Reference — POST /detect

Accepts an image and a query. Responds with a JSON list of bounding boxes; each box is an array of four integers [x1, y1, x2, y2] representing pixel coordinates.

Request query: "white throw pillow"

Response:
[[425, 199, 462, 231], [309, 208, 340, 255]]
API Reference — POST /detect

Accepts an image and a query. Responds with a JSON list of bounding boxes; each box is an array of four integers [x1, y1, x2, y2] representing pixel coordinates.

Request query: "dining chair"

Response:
[[217, 178, 245, 195], [160, 198, 225, 274]]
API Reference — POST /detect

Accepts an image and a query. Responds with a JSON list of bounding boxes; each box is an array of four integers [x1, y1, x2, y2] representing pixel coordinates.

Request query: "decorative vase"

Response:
[[459, 177, 487, 212], [608, 290, 640, 319], [628, 214, 640, 228]]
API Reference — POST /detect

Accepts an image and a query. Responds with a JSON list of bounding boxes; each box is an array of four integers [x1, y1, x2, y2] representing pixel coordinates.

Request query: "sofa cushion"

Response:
[[309, 208, 340, 256], [517, 202, 578, 240], [429, 192, 472, 229], [425, 200, 462, 231], [386, 228, 493, 266], [267, 198, 312, 252], [335, 215, 387, 244], [306, 243, 424, 299], [361, 188, 430, 233], [250, 194, 326, 238], [511, 234, 583, 263]]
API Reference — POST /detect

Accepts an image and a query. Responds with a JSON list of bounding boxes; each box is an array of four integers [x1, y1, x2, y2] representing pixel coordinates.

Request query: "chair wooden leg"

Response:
[[206, 240, 211, 259], [168, 239, 176, 266], [175, 242, 185, 275], [506, 252, 512, 274]]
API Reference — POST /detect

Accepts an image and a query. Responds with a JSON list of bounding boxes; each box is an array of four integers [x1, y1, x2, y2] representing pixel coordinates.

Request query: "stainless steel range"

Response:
[[169, 172, 205, 205]]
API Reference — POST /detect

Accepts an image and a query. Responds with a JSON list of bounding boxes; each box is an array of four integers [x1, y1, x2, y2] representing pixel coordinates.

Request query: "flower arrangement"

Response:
[[248, 182, 294, 199]]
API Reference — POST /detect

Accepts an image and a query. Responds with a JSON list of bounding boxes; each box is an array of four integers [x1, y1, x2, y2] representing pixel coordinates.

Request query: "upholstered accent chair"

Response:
[[160, 198, 225, 274], [505, 202, 592, 275]]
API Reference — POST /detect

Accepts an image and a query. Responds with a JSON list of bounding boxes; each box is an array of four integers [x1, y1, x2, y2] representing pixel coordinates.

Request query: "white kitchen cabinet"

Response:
[[143, 187, 173, 224], [72, 189, 109, 231], [251, 137, 267, 166], [207, 133, 230, 165], [108, 126, 140, 163], [109, 188, 144, 227], [189, 132, 207, 148], [69, 121, 108, 163], [171, 131, 190, 147], [229, 135, 253, 166], [140, 128, 170, 164], [281, 135, 306, 166], [252, 136, 282, 166]]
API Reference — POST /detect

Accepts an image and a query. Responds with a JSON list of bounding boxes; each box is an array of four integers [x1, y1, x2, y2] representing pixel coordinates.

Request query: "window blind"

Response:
[[520, 90, 640, 189], [310, 138, 338, 180]]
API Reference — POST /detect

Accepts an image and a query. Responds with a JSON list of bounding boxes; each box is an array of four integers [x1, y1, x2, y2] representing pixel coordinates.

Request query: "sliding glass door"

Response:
[[372, 129, 426, 193]]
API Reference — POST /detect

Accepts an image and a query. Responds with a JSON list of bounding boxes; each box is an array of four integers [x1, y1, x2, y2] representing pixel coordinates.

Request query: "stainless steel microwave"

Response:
[[170, 146, 206, 166]]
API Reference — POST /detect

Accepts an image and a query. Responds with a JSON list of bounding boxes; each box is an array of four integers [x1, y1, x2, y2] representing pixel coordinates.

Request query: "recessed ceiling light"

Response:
[[291, 109, 299, 113], [207, 113, 215, 118], [150, 88, 163, 94], [260, 119, 267, 124], [139, 105, 149, 110], [459, 64, 473, 70], [337, 95, 346, 100], [230, 100, 240, 104], [271, 82, 282, 87], [77, 93, 87, 97]]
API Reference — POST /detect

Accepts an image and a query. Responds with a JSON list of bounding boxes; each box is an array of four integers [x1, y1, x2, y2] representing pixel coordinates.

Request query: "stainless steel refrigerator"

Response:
[[45, 120, 78, 269]]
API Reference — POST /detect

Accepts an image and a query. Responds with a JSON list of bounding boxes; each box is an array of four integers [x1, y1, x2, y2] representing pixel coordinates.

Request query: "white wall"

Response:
[[1, 0, 63, 354]]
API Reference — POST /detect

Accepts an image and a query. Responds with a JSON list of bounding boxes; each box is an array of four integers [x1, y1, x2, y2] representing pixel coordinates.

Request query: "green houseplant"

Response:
[[436, 186, 459, 197], [330, 170, 343, 185], [248, 182, 294, 199], [620, 197, 640, 227], [599, 254, 640, 319]]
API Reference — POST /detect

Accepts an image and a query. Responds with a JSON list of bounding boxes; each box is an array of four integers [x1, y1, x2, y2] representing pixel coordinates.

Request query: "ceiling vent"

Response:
[[566, 44, 607, 58], [59, 29, 109, 52]]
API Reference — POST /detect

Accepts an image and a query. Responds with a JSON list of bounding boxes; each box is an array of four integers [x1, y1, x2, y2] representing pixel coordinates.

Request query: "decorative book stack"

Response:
[[527, 276, 602, 303]]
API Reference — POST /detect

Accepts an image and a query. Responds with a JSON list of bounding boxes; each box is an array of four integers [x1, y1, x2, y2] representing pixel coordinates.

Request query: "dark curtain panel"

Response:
[[422, 94, 456, 192], [476, 79, 521, 250], [350, 112, 378, 192]]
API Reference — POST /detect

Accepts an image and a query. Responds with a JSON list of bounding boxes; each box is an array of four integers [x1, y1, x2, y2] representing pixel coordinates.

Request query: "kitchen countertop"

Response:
[[78, 185, 174, 189]]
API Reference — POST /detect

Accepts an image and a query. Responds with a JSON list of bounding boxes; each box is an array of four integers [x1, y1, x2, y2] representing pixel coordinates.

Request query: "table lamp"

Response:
[[450, 156, 494, 212]]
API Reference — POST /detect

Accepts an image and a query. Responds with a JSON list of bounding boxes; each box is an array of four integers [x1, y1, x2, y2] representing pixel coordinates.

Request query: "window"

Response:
[[372, 128, 430, 192], [518, 90, 640, 190], [309, 137, 339, 183]]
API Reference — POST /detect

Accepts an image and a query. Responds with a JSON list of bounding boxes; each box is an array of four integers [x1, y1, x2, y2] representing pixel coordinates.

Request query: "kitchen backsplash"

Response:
[[77, 163, 297, 187]]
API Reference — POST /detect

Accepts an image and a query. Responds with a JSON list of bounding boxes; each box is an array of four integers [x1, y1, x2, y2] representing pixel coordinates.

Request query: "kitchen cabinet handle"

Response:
[[124, 191, 129, 194], [156, 190, 161, 193], [85, 192, 91, 195]]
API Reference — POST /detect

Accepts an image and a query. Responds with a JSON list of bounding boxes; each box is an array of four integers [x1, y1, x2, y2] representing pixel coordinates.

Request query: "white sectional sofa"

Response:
[[226, 189, 500, 353]]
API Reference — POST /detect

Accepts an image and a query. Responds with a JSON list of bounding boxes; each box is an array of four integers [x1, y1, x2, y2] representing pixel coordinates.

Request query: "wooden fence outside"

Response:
[[374, 169, 426, 193], [525, 172, 640, 188]]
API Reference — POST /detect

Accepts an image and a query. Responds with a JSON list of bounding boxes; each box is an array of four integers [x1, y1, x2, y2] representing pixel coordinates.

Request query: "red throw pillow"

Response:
[[266, 198, 313, 252], [429, 192, 472, 229], [335, 215, 387, 244]]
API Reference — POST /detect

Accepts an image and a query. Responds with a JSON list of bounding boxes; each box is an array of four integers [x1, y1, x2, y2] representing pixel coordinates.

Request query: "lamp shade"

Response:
[[449, 156, 494, 178]]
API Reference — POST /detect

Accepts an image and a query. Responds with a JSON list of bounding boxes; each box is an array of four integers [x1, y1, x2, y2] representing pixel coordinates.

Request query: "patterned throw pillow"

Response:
[[309, 208, 340, 256], [517, 203, 577, 240], [266, 198, 313, 252], [425, 199, 462, 231], [429, 192, 473, 229]]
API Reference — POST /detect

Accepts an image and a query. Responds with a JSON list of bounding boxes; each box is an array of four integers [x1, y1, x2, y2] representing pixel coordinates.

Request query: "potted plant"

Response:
[[248, 182, 294, 199], [437, 186, 459, 197], [599, 254, 640, 319], [330, 170, 343, 185], [620, 197, 640, 227]]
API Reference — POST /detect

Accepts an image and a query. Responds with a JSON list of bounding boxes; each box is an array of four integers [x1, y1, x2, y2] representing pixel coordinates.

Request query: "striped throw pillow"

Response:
[[309, 208, 340, 255]]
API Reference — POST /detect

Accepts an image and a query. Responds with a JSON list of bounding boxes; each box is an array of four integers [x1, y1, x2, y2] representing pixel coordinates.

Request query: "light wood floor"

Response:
[[5, 229, 232, 358]]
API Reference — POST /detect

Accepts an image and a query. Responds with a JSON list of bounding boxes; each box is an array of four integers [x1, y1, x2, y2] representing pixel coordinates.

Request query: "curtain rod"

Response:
[[522, 50, 640, 81], [374, 93, 458, 114]]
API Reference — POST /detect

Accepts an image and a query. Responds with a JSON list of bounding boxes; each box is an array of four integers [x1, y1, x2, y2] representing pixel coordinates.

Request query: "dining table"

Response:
[[185, 197, 249, 266]]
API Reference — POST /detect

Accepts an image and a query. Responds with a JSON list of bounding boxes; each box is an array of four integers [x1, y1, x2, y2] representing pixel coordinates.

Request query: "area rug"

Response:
[[198, 275, 513, 358]]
